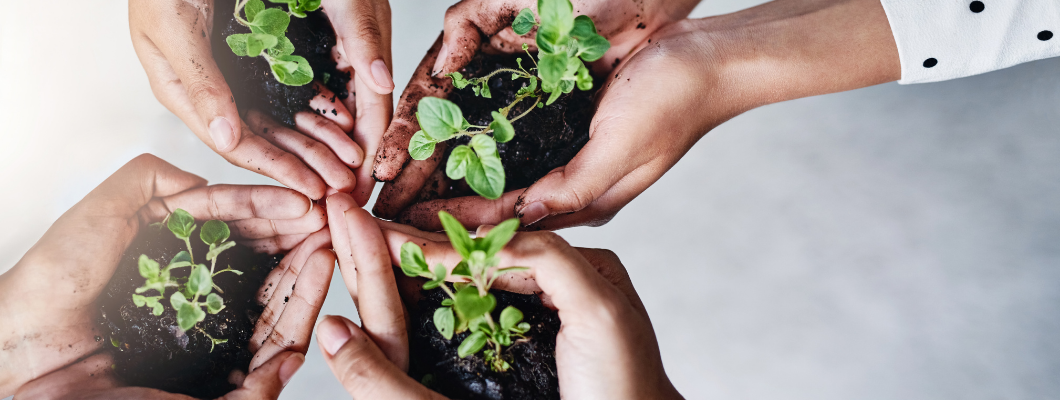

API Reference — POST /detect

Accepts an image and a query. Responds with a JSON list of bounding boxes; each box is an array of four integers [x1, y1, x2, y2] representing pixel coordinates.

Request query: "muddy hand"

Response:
[[0, 154, 324, 397], [374, 221, 682, 399], [370, 0, 700, 227]]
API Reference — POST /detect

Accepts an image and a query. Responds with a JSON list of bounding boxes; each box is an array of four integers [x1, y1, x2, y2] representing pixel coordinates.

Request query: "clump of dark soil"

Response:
[[97, 224, 281, 399], [422, 52, 599, 201], [212, 0, 350, 126], [408, 287, 561, 400]]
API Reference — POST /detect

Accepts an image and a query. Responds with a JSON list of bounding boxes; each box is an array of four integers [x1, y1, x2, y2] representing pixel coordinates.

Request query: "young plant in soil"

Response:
[[133, 209, 242, 351], [224, 0, 321, 86], [407, 0, 610, 199], [400, 212, 530, 372]]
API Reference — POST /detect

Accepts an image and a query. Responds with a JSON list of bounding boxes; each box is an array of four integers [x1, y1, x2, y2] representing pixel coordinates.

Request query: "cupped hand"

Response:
[[0, 154, 331, 398], [129, 0, 392, 202], [370, 0, 699, 229], [315, 203, 681, 399]]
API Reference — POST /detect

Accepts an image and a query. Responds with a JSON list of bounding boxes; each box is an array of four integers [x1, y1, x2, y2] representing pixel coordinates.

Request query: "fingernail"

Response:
[[209, 117, 236, 151], [432, 43, 449, 76], [318, 316, 352, 356], [517, 202, 549, 226], [370, 59, 395, 92], [279, 353, 305, 387]]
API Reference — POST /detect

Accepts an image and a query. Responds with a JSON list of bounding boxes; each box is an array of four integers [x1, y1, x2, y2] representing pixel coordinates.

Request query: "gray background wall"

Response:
[[2, 0, 1059, 399]]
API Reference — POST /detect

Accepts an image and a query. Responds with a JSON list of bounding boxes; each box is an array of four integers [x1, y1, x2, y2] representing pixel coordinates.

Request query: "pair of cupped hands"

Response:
[[0, 155, 679, 398]]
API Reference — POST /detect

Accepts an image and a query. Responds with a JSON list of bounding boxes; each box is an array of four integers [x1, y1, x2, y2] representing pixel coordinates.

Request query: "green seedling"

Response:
[[407, 0, 610, 199], [225, 0, 321, 86], [400, 212, 531, 372], [134, 209, 242, 352]]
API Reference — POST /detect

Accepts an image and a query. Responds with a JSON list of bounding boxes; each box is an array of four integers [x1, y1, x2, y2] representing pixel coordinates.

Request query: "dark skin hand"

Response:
[[0, 154, 334, 399], [371, 0, 899, 231]]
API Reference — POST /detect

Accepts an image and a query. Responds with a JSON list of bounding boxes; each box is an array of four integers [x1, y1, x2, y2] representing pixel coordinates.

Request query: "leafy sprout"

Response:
[[225, 0, 321, 86], [407, 0, 610, 199], [132, 209, 242, 352], [400, 212, 530, 372]]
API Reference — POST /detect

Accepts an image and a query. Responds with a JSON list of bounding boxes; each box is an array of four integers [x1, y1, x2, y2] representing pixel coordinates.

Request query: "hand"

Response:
[[129, 0, 393, 202], [315, 204, 681, 399], [0, 154, 331, 399]]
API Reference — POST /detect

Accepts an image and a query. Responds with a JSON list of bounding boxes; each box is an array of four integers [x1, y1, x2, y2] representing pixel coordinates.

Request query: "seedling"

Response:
[[225, 0, 321, 86], [407, 0, 610, 199], [135, 209, 242, 351], [400, 212, 530, 372]]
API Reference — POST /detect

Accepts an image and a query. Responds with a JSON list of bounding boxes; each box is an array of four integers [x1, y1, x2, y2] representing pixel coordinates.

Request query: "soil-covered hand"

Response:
[[0, 154, 330, 398], [315, 212, 682, 399], [370, 0, 699, 224], [129, 0, 393, 202]]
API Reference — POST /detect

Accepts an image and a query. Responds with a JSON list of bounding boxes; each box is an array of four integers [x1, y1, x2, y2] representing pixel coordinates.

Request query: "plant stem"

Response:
[[439, 283, 457, 300], [479, 68, 533, 83], [508, 95, 542, 124], [183, 238, 195, 264]]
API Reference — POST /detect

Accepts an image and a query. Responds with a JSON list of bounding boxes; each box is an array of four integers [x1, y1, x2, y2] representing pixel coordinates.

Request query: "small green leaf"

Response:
[[300, 0, 321, 12], [177, 302, 206, 331], [200, 220, 230, 245], [439, 211, 473, 259], [516, 76, 538, 96], [269, 36, 295, 57], [269, 55, 313, 86], [575, 62, 593, 90], [248, 8, 290, 36], [446, 72, 471, 89], [434, 307, 455, 340], [138, 255, 160, 278], [132, 294, 147, 307], [188, 265, 214, 296], [423, 263, 447, 289], [546, 88, 563, 105], [170, 251, 192, 266], [408, 130, 438, 160], [489, 112, 515, 143], [451, 260, 472, 277], [226, 34, 250, 57], [416, 97, 467, 141], [466, 151, 505, 200], [536, 0, 574, 52], [399, 242, 429, 277], [479, 82, 492, 98], [206, 241, 237, 261], [446, 145, 473, 179], [454, 286, 496, 320], [245, 0, 266, 22], [206, 293, 224, 314], [512, 8, 537, 35], [570, 15, 597, 40], [482, 218, 520, 256], [111, 337, 120, 348], [167, 209, 196, 239], [515, 322, 531, 333], [151, 303, 164, 316], [442, 298, 455, 306], [170, 291, 189, 310], [576, 34, 610, 62], [470, 134, 497, 157], [457, 331, 488, 357], [500, 306, 523, 330], [246, 33, 279, 56], [539, 53, 568, 89]]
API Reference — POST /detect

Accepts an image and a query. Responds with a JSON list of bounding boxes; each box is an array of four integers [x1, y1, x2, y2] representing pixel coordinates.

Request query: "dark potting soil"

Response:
[[212, 0, 350, 126], [97, 224, 281, 399], [429, 53, 599, 199], [408, 287, 561, 400]]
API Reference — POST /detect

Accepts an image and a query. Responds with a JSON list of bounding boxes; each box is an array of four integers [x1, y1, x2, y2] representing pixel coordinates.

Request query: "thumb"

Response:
[[317, 316, 446, 399], [221, 351, 305, 399], [432, 11, 482, 77], [324, 0, 394, 94]]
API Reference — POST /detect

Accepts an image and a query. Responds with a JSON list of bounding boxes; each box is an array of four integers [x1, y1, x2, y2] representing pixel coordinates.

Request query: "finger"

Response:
[[243, 232, 314, 255], [327, 193, 408, 369], [140, 184, 313, 223], [326, 193, 362, 304], [247, 110, 357, 192], [308, 82, 355, 132], [372, 34, 448, 183], [251, 236, 333, 351], [324, 0, 394, 94], [393, 191, 521, 231], [372, 143, 447, 220], [229, 205, 326, 240], [316, 316, 445, 399], [258, 229, 332, 305], [250, 249, 335, 370], [573, 248, 647, 317], [294, 111, 364, 169], [131, 0, 240, 152], [350, 64, 393, 205], [224, 351, 304, 400], [13, 353, 121, 399]]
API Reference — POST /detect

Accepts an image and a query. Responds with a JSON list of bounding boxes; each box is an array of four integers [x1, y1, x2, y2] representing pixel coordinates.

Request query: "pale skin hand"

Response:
[[314, 201, 682, 399], [129, 0, 393, 202], [372, 0, 900, 231], [0, 154, 334, 399]]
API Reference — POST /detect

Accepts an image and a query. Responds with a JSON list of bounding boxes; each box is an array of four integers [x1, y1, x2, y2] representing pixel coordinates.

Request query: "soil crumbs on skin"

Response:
[[98, 225, 281, 399], [212, 0, 350, 126], [409, 288, 561, 400], [424, 52, 599, 200]]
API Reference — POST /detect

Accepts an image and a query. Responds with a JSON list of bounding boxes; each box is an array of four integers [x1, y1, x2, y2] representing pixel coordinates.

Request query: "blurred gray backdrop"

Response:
[[2, 0, 1059, 399]]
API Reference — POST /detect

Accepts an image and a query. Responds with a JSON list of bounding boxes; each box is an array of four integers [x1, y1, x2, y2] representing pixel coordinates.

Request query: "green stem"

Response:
[[478, 68, 534, 83], [507, 94, 542, 124], [439, 283, 457, 300], [183, 238, 194, 264]]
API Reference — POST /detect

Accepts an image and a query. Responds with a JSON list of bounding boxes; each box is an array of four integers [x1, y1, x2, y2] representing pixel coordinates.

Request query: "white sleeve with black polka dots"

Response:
[[880, 0, 1060, 84]]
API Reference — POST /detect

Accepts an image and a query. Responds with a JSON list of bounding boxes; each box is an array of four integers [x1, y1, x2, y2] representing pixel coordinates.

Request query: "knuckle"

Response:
[[185, 80, 225, 104]]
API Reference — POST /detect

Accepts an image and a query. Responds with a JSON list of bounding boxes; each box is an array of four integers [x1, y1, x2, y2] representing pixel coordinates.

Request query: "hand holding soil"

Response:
[[130, 0, 393, 203], [313, 201, 681, 399], [0, 154, 331, 399]]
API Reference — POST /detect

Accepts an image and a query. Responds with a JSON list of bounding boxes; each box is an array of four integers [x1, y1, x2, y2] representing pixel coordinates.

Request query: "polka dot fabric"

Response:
[[880, 0, 1060, 84]]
